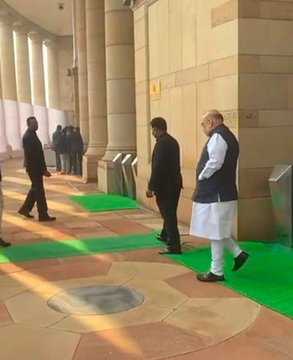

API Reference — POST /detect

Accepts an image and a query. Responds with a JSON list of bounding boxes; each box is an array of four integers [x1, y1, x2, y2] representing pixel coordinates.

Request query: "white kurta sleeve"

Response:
[[198, 133, 228, 180]]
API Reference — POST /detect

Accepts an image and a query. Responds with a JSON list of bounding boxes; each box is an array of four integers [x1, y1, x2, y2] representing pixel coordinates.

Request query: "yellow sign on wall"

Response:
[[149, 81, 161, 100]]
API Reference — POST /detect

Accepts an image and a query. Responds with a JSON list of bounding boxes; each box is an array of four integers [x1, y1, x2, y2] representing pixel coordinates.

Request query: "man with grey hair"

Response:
[[190, 110, 248, 282]]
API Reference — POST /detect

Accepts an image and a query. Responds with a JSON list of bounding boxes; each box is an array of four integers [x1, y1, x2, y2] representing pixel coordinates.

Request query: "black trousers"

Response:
[[70, 152, 77, 174], [55, 151, 61, 172], [76, 152, 83, 175], [156, 187, 181, 250], [20, 172, 48, 218], [71, 152, 83, 175]]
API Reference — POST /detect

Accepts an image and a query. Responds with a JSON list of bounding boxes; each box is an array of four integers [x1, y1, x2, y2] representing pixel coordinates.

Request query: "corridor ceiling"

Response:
[[4, 0, 72, 36]]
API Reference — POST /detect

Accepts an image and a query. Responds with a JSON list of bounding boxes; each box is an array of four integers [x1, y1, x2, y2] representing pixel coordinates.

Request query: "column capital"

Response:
[[43, 38, 57, 48], [29, 31, 44, 44], [13, 22, 30, 35], [0, 13, 14, 26]]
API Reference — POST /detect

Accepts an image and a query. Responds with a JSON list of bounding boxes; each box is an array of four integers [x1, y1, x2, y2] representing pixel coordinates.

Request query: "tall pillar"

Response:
[[45, 39, 60, 109], [76, 0, 89, 147], [30, 32, 49, 145], [97, 0, 136, 193], [71, 0, 80, 128], [44, 39, 62, 137], [71, 66, 79, 127], [83, 0, 108, 182], [103, 0, 136, 159], [0, 18, 21, 152], [14, 24, 33, 136], [0, 70, 8, 159]]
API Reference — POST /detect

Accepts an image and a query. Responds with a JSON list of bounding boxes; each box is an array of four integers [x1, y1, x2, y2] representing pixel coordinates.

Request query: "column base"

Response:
[[102, 148, 136, 162], [0, 151, 9, 162], [97, 159, 124, 195], [83, 154, 101, 182], [11, 149, 23, 159], [0, 148, 23, 162]]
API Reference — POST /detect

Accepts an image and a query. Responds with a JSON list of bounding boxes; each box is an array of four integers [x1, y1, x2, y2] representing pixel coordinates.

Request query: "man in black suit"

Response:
[[146, 117, 183, 254], [18, 116, 56, 222]]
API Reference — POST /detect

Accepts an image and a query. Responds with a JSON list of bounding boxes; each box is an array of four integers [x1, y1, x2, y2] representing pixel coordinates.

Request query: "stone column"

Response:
[[83, 0, 108, 181], [0, 71, 8, 159], [76, 0, 89, 147], [45, 39, 60, 109], [71, 0, 80, 127], [14, 24, 33, 136], [98, 0, 136, 193], [29, 32, 49, 145], [71, 66, 80, 127], [0, 18, 21, 152], [103, 0, 136, 160], [30, 33, 46, 105], [44, 38, 63, 137]]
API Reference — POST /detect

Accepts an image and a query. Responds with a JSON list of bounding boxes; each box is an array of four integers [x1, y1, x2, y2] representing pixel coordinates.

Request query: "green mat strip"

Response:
[[168, 241, 293, 319], [0, 232, 159, 264], [70, 193, 140, 212]]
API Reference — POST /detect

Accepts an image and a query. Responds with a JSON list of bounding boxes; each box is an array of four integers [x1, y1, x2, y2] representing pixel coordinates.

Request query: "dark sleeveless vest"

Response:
[[192, 124, 239, 203]]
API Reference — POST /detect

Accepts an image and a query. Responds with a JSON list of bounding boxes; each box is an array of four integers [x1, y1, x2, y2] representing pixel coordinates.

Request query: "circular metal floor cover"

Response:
[[47, 285, 145, 315]]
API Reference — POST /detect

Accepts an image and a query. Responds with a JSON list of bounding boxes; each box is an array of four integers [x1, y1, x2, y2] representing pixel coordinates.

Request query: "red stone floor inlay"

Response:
[[0, 302, 12, 326], [74, 322, 210, 360], [98, 219, 152, 235]]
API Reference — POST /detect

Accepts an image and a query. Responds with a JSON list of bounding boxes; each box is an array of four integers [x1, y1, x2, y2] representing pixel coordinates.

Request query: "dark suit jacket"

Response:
[[23, 129, 47, 176], [52, 130, 62, 152], [148, 132, 182, 195], [71, 131, 84, 153]]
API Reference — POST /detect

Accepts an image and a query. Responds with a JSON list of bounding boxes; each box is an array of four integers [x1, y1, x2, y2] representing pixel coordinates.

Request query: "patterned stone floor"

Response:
[[0, 159, 292, 360]]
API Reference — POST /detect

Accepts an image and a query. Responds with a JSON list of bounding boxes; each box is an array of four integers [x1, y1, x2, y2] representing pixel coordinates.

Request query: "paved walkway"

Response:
[[0, 159, 292, 360]]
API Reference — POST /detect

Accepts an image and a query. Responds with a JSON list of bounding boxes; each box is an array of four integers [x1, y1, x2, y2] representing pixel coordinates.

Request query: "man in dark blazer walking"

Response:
[[18, 116, 56, 222], [146, 117, 183, 254]]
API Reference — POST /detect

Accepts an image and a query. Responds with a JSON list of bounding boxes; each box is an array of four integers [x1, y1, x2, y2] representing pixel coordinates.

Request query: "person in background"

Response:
[[52, 125, 62, 173], [18, 116, 56, 222], [65, 126, 75, 174], [0, 165, 11, 247], [146, 117, 183, 254], [71, 127, 84, 175], [190, 110, 249, 282], [59, 127, 70, 175]]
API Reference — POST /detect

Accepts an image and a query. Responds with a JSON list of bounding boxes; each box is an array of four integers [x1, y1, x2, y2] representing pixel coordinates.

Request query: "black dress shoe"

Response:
[[197, 271, 225, 282], [39, 215, 56, 222], [18, 209, 34, 218], [0, 238, 11, 248], [233, 251, 249, 272], [159, 248, 182, 255], [156, 234, 168, 243]]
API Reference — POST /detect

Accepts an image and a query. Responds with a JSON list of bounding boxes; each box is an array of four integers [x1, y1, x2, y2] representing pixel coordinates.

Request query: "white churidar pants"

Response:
[[190, 201, 242, 275], [210, 238, 242, 276]]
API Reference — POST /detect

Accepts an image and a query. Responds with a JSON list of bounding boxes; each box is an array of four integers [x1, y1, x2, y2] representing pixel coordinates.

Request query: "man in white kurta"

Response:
[[190, 110, 249, 282]]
